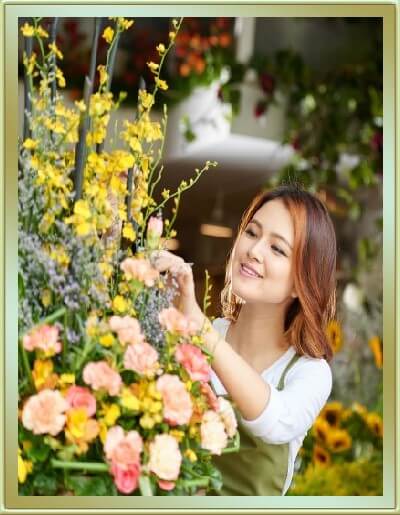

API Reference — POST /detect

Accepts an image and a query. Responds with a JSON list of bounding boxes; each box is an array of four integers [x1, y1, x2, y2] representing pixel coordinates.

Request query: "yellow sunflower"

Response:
[[320, 401, 343, 427], [368, 336, 383, 369], [365, 412, 383, 438], [312, 444, 331, 467], [326, 320, 343, 353], [326, 428, 352, 453], [312, 417, 330, 446]]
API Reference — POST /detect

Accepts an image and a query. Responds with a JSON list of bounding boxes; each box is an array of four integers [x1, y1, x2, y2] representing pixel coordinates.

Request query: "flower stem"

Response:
[[51, 459, 109, 473], [18, 339, 34, 392], [180, 478, 210, 488], [139, 475, 153, 496]]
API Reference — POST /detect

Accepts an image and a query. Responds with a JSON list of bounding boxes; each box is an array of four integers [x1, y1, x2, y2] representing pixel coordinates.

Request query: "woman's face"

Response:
[[231, 198, 297, 306]]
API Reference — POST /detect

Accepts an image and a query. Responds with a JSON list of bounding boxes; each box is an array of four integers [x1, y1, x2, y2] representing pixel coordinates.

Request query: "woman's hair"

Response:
[[221, 182, 337, 361]]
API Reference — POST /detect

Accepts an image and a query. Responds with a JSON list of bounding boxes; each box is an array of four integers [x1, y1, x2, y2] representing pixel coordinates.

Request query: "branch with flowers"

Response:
[[18, 17, 238, 496]]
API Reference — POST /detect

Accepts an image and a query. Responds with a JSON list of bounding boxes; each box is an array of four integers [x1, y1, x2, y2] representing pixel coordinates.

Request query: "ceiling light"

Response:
[[200, 223, 232, 238]]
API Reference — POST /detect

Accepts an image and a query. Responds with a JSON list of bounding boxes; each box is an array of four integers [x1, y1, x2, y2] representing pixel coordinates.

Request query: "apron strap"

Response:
[[277, 353, 301, 391]]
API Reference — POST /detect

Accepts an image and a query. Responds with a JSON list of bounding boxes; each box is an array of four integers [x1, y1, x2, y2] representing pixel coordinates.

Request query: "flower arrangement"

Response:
[[18, 17, 238, 496]]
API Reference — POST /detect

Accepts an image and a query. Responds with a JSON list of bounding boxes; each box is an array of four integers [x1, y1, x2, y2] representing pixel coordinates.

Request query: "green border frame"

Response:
[[1, 1, 398, 512]]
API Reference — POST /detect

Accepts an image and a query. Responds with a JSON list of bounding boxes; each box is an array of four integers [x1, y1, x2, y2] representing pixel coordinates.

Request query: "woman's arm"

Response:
[[152, 250, 272, 421]]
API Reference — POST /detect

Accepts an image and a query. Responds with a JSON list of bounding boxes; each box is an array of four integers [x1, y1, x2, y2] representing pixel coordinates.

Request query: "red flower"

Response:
[[254, 100, 267, 118], [259, 72, 275, 95]]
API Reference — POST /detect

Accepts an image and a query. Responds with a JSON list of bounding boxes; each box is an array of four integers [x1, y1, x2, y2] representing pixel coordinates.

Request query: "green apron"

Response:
[[211, 353, 300, 496]]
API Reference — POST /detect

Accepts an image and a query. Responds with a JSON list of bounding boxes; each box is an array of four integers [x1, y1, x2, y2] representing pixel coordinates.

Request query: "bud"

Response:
[[146, 216, 163, 250]]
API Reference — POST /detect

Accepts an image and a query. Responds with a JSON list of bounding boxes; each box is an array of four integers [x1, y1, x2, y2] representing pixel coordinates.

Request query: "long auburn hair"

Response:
[[221, 183, 337, 361]]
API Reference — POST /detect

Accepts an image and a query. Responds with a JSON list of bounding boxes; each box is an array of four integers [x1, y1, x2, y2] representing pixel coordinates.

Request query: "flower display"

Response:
[[18, 17, 235, 496]]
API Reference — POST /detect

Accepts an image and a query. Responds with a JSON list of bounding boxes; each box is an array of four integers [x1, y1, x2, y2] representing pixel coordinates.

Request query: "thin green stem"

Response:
[[18, 339, 34, 392], [51, 459, 108, 473], [139, 475, 153, 496]]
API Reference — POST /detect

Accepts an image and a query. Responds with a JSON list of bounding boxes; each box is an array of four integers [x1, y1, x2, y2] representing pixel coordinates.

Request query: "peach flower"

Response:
[[200, 383, 219, 411], [175, 343, 211, 383], [108, 315, 144, 346], [218, 397, 237, 438], [104, 425, 143, 469], [64, 385, 97, 417], [123, 341, 159, 376], [200, 410, 227, 455], [83, 361, 122, 396], [158, 307, 197, 336], [23, 324, 62, 356], [120, 257, 159, 287], [158, 480, 175, 491], [156, 374, 193, 426], [148, 434, 182, 481], [110, 462, 140, 494], [22, 389, 68, 436]]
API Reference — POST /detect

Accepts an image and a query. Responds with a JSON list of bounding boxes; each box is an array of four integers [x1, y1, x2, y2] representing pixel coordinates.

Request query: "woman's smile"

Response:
[[240, 263, 264, 279]]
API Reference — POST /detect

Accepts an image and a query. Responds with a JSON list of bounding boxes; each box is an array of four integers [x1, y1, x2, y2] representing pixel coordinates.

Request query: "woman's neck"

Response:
[[228, 302, 290, 362]]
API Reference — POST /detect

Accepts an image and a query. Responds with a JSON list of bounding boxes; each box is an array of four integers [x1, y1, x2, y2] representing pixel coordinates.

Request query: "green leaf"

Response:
[[33, 473, 58, 495], [65, 474, 117, 496]]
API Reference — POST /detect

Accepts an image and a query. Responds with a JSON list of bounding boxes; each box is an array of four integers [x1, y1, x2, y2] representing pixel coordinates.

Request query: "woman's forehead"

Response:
[[252, 199, 294, 234]]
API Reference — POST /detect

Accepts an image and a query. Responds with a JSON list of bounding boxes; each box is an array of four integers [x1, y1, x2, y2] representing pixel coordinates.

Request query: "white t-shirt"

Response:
[[211, 317, 332, 495]]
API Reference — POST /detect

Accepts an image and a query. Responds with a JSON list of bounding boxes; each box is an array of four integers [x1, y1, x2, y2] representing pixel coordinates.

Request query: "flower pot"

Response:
[[163, 80, 232, 160]]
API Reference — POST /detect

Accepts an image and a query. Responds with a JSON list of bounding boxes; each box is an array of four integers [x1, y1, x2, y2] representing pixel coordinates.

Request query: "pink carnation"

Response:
[[175, 343, 211, 383], [110, 462, 140, 494], [200, 383, 220, 411], [200, 410, 228, 455], [156, 374, 193, 426], [120, 257, 159, 287], [23, 324, 62, 356], [158, 307, 197, 337], [109, 315, 144, 346], [22, 389, 68, 436], [148, 434, 182, 481], [147, 216, 163, 238], [104, 425, 143, 468], [83, 361, 122, 396], [123, 341, 159, 376], [64, 385, 97, 417], [218, 397, 237, 438]]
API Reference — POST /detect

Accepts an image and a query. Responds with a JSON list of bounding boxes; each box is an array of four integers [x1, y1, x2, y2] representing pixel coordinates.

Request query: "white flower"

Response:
[[342, 283, 364, 312]]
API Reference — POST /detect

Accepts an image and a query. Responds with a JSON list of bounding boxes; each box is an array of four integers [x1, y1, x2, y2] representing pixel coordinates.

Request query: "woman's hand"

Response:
[[151, 250, 205, 331]]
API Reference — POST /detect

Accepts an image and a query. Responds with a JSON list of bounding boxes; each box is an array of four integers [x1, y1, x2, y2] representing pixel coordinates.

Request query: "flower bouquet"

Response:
[[18, 17, 238, 496]]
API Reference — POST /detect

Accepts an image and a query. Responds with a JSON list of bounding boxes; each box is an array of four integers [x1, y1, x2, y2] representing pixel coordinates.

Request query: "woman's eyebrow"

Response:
[[249, 219, 293, 250]]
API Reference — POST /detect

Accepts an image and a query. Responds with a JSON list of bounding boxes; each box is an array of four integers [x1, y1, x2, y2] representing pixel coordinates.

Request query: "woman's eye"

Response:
[[271, 245, 286, 256], [245, 228, 256, 238]]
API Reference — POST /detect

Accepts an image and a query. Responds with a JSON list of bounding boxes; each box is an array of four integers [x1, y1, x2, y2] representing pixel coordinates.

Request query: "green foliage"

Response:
[[65, 474, 118, 496], [288, 459, 382, 496]]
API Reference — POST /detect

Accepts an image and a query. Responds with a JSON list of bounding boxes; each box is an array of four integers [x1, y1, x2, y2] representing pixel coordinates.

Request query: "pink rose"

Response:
[[175, 343, 211, 383], [104, 425, 143, 468], [109, 315, 144, 346], [158, 480, 175, 491], [158, 307, 197, 337], [147, 216, 163, 238], [200, 410, 228, 455], [218, 397, 237, 438], [22, 389, 68, 436], [110, 462, 140, 494], [120, 257, 159, 287], [123, 341, 159, 376], [64, 385, 97, 417], [148, 434, 182, 481], [23, 324, 62, 356], [156, 374, 193, 426], [83, 361, 122, 396], [200, 383, 219, 411]]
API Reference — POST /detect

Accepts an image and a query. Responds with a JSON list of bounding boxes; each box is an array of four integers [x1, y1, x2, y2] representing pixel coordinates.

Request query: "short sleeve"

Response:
[[240, 358, 332, 444]]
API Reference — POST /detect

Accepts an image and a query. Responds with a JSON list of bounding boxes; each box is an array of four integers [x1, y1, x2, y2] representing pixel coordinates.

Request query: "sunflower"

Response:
[[312, 444, 331, 466], [320, 401, 343, 427], [326, 320, 343, 353], [368, 336, 383, 369], [365, 412, 383, 438], [326, 428, 352, 453], [312, 417, 330, 445]]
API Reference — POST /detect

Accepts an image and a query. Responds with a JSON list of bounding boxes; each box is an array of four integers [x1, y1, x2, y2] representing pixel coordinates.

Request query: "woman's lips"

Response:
[[240, 264, 263, 278]]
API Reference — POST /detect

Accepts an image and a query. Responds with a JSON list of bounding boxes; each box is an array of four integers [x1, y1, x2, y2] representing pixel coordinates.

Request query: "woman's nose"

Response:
[[247, 240, 264, 262]]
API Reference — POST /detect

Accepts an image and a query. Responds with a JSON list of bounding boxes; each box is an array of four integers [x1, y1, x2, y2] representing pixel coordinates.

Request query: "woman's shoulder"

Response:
[[287, 352, 332, 389]]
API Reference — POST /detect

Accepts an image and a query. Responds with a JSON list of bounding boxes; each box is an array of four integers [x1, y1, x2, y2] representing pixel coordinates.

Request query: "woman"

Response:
[[153, 183, 336, 495]]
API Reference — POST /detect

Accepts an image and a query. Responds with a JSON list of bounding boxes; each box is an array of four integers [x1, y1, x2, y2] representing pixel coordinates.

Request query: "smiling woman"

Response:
[[152, 182, 337, 495]]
